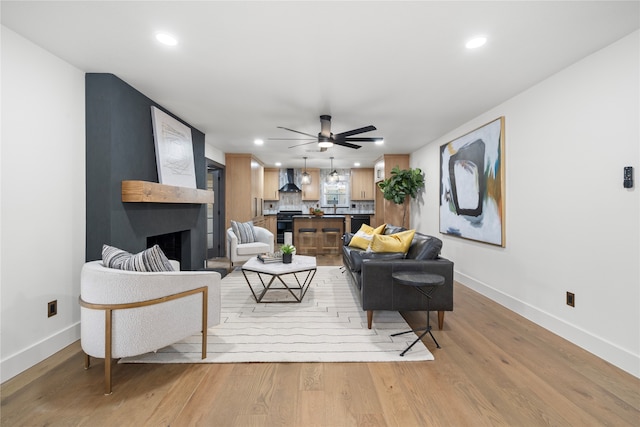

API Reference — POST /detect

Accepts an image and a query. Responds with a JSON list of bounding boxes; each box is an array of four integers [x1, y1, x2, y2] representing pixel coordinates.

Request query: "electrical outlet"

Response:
[[566, 292, 575, 307], [48, 300, 57, 317]]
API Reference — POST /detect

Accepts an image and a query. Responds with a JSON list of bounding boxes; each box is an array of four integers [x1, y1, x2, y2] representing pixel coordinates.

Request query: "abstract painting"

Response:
[[151, 106, 197, 188], [439, 117, 505, 247]]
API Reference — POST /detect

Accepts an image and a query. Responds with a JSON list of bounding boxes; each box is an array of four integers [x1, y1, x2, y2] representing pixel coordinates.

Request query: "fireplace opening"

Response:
[[147, 231, 187, 266]]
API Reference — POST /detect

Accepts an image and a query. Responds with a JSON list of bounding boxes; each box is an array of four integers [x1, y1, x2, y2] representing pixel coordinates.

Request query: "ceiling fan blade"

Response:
[[340, 137, 383, 142], [277, 126, 317, 138], [288, 141, 318, 148], [333, 140, 362, 149], [268, 137, 316, 141], [335, 125, 376, 138]]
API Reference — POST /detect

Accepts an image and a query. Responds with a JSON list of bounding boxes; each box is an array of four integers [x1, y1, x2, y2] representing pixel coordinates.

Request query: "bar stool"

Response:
[[321, 227, 341, 255], [390, 272, 444, 356], [297, 228, 317, 255]]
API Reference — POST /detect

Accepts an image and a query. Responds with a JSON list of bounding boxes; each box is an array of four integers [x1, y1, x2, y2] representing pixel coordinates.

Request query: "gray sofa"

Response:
[[342, 225, 454, 330]]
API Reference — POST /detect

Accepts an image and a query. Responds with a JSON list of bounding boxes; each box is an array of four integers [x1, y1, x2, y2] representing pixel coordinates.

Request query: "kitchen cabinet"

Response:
[[351, 168, 375, 200], [225, 153, 264, 231], [265, 215, 277, 245], [301, 168, 320, 200], [263, 168, 280, 200], [293, 216, 345, 255]]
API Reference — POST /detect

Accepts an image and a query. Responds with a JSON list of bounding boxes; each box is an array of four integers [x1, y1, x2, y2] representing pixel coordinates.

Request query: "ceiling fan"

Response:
[[269, 115, 382, 150]]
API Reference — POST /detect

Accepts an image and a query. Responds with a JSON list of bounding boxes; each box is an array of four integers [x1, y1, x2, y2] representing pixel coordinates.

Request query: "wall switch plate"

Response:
[[624, 166, 633, 188]]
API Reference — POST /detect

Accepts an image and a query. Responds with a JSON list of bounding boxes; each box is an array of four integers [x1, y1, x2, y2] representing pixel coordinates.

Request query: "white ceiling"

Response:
[[2, 1, 638, 169]]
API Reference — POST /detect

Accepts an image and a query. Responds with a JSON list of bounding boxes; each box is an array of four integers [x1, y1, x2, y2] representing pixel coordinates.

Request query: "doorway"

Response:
[[206, 159, 226, 259]]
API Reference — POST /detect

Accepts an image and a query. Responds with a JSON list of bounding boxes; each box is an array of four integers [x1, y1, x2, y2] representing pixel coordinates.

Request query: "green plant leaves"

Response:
[[377, 166, 425, 205]]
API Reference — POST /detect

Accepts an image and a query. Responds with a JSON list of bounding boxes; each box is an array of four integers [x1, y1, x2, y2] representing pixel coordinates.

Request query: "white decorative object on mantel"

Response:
[[151, 106, 197, 189]]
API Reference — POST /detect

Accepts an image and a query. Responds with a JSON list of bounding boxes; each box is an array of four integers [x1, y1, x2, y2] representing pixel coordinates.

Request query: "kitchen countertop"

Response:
[[265, 212, 373, 216], [293, 215, 346, 219]]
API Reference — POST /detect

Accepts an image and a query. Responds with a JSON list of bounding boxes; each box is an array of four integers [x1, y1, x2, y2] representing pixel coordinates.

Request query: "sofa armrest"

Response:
[[360, 258, 454, 311], [253, 226, 275, 252], [349, 250, 405, 273]]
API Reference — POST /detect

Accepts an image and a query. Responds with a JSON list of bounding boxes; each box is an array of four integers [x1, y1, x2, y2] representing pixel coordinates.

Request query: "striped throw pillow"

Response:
[[231, 220, 256, 244], [102, 244, 174, 272]]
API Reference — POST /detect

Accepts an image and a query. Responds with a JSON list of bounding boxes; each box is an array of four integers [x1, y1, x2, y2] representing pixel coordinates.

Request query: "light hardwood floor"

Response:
[[2, 257, 639, 426]]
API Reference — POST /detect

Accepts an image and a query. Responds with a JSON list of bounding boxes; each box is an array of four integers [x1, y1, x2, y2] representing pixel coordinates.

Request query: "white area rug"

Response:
[[120, 266, 433, 363]]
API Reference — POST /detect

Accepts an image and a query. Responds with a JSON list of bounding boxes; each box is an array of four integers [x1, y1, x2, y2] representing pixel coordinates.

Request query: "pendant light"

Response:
[[329, 157, 338, 182], [301, 157, 311, 185]]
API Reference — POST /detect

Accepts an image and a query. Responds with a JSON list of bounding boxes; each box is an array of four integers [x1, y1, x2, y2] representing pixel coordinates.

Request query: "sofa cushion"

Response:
[[370, 230, 416, 253], [231, 220, 256, 243], [102, 244, 174, 272], [236, 241, 271, 256], [348, 223, 386, 250], [405, 233, 443, 260]]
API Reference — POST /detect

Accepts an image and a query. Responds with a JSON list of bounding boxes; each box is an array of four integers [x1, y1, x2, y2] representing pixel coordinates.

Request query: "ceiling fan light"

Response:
[[318, 140, 333, 148]]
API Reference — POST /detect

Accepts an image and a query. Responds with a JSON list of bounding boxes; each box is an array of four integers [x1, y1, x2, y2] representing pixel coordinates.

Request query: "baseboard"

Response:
[[1, 322, 81, 383], [455, 271, 639, 378]]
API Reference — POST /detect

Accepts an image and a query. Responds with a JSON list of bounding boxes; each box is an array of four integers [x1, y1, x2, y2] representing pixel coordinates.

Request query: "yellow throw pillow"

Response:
[[348, 223, 387, 250], [370, 229, 416, 253]]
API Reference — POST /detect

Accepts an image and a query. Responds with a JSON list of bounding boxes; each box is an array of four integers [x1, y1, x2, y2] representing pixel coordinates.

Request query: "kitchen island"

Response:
[[292, 215, 345, 255]]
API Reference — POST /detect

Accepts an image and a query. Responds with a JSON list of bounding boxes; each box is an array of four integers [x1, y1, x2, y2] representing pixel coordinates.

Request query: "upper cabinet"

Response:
[[351, 168, 375, 200], [264, 168, 280, 200], [302, 168, 320, 201]]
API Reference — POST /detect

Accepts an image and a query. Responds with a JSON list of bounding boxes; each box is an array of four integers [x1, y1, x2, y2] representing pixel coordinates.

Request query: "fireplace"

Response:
[[147, 231, 187, 267], [85, 73, 208, 271]]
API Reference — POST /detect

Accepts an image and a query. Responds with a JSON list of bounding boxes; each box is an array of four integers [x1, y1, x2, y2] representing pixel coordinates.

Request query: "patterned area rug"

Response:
[[120, 266, 434, 363]]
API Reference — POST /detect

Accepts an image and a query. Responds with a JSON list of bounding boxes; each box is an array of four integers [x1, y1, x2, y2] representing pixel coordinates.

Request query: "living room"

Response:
[[1, 1, 639, 424]]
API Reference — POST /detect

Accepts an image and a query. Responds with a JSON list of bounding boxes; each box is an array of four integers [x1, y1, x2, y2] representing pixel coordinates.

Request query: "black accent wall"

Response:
[[86, 73, 207, 270]]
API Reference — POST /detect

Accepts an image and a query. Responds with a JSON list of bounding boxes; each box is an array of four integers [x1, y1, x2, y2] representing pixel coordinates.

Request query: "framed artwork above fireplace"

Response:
[[151, 106, 197, 189]]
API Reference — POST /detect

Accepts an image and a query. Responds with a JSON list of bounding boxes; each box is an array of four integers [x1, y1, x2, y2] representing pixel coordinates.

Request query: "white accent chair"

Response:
[[79, 260, 221, 394], [227, 226, 274, 268]]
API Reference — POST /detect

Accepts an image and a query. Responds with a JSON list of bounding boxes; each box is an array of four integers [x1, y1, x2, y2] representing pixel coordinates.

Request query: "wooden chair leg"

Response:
[[84, 353, 91, 369], [437, 311, 445, 330], [367, 310, 373, 329]]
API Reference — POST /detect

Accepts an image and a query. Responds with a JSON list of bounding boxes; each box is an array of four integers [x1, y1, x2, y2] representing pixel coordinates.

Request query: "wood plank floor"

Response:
[[2, 257, 639, 426]]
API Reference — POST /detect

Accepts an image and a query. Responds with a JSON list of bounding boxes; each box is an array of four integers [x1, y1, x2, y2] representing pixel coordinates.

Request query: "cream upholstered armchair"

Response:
[[80, 260, 221, 394], [227, 225, 274, 268]]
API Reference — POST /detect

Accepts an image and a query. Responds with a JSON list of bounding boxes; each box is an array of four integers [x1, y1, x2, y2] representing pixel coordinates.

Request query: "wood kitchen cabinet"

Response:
[[350, 168, 374, 200], [265, 215, 277, 245], [263, 168, 280, 200], [301, 168, 320, 201], [225, 153, 264, 231]]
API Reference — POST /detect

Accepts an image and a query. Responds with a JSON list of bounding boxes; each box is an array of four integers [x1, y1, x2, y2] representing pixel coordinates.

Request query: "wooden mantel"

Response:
[[121, 180, 214, 204]]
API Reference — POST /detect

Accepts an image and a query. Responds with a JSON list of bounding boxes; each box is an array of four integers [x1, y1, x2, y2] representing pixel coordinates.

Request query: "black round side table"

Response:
[[391, 272, 445, 356]]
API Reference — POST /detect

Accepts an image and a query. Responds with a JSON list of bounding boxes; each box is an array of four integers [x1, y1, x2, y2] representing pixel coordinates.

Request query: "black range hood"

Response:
[[279, 168, 302, 193]]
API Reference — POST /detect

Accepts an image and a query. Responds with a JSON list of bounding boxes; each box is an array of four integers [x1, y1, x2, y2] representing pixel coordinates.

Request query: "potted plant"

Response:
[[377, 166, 425, 228], [280, 244, 296, 264]]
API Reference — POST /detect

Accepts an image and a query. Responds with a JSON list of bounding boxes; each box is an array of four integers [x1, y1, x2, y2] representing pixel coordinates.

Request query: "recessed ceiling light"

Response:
[[156, 33, 178, 46], [466, 36, 487, 49], [354, 162, 360, 167], [375, 139, 384, 145], [275, 162, 282, 167], [254, 139, 264, 145]]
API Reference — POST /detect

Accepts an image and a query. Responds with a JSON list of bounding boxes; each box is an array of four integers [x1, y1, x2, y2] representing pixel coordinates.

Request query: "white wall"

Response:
[[1, 26, 86, 382], [205, 136, 226, 165], [411, 31, 639, 377]]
